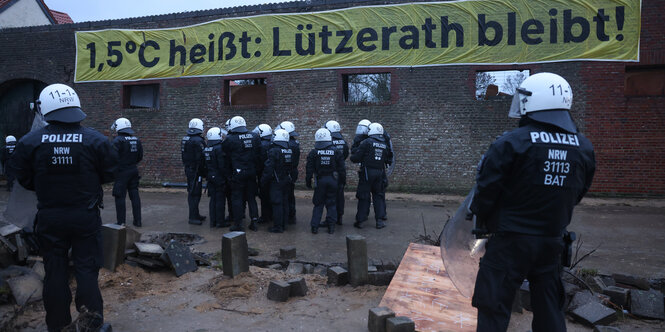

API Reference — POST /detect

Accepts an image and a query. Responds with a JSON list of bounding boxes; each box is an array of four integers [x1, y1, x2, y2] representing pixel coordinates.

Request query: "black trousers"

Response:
[[310, 175, 338, 228], [259, 180, 272, 222], [230, 174, 258, 226], [36, 207, 104, 332], [270, 181, 290, 230], [113, 168, 141, 225], [208, 183, 225, 227], [287, 170, 298, 221], [185, 166, 202, 220], [472, 234, 566, 332], [335, 183, 345, 219], [355, 168, 387, 222]]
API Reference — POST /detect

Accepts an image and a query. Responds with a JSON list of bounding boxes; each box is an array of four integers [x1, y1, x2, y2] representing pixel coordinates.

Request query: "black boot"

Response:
[[328, 224, 335, 234], [311, 226, 318, 234], [249, 218, 258, 232], [133, 220, 141, 227], [376, 219, 386, 229], [353, 220, 364, 229]]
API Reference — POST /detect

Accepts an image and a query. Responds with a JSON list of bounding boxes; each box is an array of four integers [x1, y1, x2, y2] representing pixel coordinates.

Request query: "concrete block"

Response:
[[288, 277, 308, 297], [280, 246, 296, 259], [303, 264, 314, 274], [386, 316, 415, 332], [346, 235, 368, 287], [327, 266, 348, 286], [268, 264, 282, 270], [368, 265, 378, 273], [590, 276, 608, 293], [7, 273, 42, 306], [134, 242, 164, 257], [612, 273, 651, 290], [313, 265, 327, 276], [267, 280, 290, 302], [31, 261, 45, 280], [101, 224, 126, 271], [570, 302, 617, 326], [164, 240, 198, 277], [630, 289, 665, 320], [124, 228, 142, 250], [603, 286, 630, 308], [368, 271, 394, 286], [568, 290, 610, 312], [368, 307, 395, 332], [221, 232, 249, 278], [286, 262, 304, 274]]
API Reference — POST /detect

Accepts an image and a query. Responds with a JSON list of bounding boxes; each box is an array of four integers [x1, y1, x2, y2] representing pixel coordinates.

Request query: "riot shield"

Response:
[[439, 188, 486, 298]]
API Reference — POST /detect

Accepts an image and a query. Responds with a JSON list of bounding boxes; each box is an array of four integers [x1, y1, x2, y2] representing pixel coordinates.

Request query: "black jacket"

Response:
[[470, 119, 596, 236], [331, 132, 349, 160], [181, 134, 207, 176], [112, 133, 143, 172], [306, 143, 346, 185], [350, 135, 393, 170], [222, 129, 261, 179], [0, 143, 15, 174], [261, 143, 294, 185], [204, 141, 226, 186]]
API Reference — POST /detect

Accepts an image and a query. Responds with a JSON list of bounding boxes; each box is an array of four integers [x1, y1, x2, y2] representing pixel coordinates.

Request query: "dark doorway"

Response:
[[0, 79, 46, 140]]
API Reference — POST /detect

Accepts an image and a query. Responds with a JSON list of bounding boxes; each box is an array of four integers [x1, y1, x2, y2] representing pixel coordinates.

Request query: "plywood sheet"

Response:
[[379, 243, 477, 331]]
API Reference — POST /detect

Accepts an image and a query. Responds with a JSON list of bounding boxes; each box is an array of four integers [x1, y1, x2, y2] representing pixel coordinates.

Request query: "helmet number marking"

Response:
[[549, 84, 564, 96]]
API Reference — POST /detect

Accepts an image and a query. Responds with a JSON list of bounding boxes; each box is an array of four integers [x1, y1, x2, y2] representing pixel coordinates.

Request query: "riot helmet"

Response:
[[5, 136, 16, 144], [38, 83, 86, 123], [187, 118, 204, 135], [111, 117, 134, 135], [368, 123, 384, 136], [315, 128, 333, 149], [279, 121, 299, 137], [325, 120, 343, 139], [273, 128, 290, 148], [257, 124, 272, 138], [228, 116, 247, 132], [355, 119, 371, 135], [206, 127, 222, 143]]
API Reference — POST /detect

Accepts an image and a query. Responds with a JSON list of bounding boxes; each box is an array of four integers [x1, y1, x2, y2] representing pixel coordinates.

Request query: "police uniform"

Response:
[[112, 131, 143, 226], [261, 141, 294, 233], [181, 132, 207, 224], [470, 117, 595, 331], [287, 136, 300, 224], [306, 142, 345, 233], [204, 140, 227, 228], [1, 142, 15, 191], [258, 136, 273, 224], [10, 123, 117, 331], [222, 128, 261, 231], [330, 132, 349, 224], [350, 134, 392, 228]]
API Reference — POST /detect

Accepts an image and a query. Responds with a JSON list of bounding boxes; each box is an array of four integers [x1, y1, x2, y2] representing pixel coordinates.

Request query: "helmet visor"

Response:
[[508, 88, 531, 119], [355, 124, 369, 135]]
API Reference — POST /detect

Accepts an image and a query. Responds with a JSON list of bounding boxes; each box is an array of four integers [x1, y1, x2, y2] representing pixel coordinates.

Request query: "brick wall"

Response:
[[0, 0, 663, 195]]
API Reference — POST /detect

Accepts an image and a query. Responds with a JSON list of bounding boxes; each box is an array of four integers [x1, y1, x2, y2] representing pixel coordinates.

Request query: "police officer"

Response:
[[351, 119, 371, 153], [278, 121, 300, 224], [223, 116, 261, 232], [1, 135, 16, 191], [306, 128, 345, 234], [469, 73, 595, 332], [9, 83, 116, 332], [111, 118, 143, 227], [351, 123, 392, 229], [261, 129, 294, 233], [204, 127, 228, 228], [325, 120, 349, 225], [256, 124, 273, 225], [182, 118, 207, 225]]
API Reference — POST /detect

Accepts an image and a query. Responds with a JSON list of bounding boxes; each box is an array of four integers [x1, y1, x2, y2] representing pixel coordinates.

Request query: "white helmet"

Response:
[[38, 83, 85, 123], [206, 127, 222, 141], [228, 116, 247, 132], [224, 119, 231, 131], [257, 124, 272, 138], [273, 128, 290, 148], [314, 128, 332, 149], [325, 120, 341, 133], [5, 136, 16, 144], [356, 119, 371, 135], [111, 117, 134, 134], [279, 121, 299, 137], [187, 118, 204, 134], [368, 123, 384, 136], [508, 72, 576, 132]]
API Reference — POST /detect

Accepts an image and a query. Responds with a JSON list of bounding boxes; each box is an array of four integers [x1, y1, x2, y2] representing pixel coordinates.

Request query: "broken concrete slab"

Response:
[[7, 273, 42, 306], [613, 273, 651, 290], [124, 228, 142, 250], [603, 286, 630, 308], [221, 232, 249, 278], [368, 271, 393, 286], [590, 276, 608, 293], [570, 302, 617, 326], [346, 235, 368, 287], [31, 261, 44, 280], [630, 289, 665, 320], [140, 231, 206, 247], [101, 224, 126, 272], [386, 316, 415, 332], [268, 264, 282, 270], [125, 255, 166, 269], [288, 277, 308, 297], [327, 266, 348, 286], [568, 290, 610, 312], [0, 224, 20, 237], [134, 242, 164, 257], [164, 240, 198, 277], [313, 265, 327, 276], [286, 262, 303, 275], [280, 246, 296, 259], [267, 280, 290, 302], [368, 307, 395, 332]]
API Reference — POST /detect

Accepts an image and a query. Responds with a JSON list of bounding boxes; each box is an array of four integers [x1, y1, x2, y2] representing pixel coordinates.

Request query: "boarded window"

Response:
[[343, 73, 391, 104], [476, 70, 530, 100], [625, 67, 665, 96], [123, 84, 159, 109], [225, 78, 267, 106]]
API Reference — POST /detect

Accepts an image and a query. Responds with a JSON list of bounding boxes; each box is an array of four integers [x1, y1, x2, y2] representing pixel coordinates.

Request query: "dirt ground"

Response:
[[1, 187, 664, 331]]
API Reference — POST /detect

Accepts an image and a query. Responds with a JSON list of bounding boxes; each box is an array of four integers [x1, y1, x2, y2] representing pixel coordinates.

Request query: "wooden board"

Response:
[[379, 243, 477, 331]]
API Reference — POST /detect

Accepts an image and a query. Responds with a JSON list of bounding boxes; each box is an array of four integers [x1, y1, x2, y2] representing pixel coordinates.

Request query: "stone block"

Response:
[[303, 264, 314, 274], [31, 261, 45, 280], [327, 266, 348, 286], [124, 228, 142, 250], [164, 240, 198, 277], [386, 316, 415, 332], [280, 246, 296, 259], [221, 232, 249, 278], [570, 302, 617, 326], [603, 286, 630, 308], [630, 289, 665, 320], [346, 235, 368, 287], [568, 290, 610, 312], [612, 273, 651, 290], [313, 265, 327, 276], [288, 277, 308, 297], [101, 224, 126, 271], [590, 276, 608, 293], [368, 307, 395, 332], [368, 265, 378, 273], [268, 264, 282, 270], [7, 273, 42, 306], [134, 242, 164, 257], [368, 271, 394, 286], [267, 280, 290, 302], [286, 262, 304, 274]]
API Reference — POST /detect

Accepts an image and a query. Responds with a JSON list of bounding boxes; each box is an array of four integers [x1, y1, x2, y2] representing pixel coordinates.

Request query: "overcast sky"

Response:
[[44, 0, 289, 22]]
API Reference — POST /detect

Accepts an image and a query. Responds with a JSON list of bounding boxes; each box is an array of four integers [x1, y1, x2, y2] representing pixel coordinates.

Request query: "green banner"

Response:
[[75, 0, 641, 82]]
